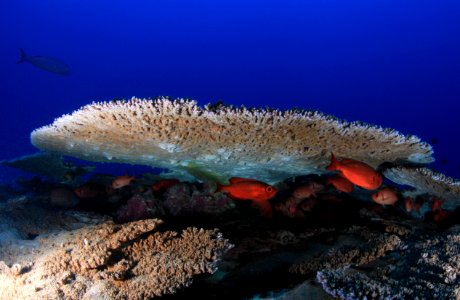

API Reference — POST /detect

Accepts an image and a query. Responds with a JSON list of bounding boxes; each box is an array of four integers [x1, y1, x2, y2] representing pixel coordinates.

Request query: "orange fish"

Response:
[[326, 153, 382, 190], [293, 182, 324, 200], [112, 175, 136, 189], [216, 177, 277, 217], [371, 187, 398, 205], [327, 175, 354, 193], [152, 179, 180, 194], [430, 197, 444, 212]]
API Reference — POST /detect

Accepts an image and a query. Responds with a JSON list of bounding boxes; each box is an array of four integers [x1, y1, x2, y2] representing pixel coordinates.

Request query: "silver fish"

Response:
[[17, 48, 71, 75]]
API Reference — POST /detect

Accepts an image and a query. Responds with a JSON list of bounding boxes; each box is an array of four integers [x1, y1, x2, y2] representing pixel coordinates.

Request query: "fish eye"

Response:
[[266, 186, 274, 193]]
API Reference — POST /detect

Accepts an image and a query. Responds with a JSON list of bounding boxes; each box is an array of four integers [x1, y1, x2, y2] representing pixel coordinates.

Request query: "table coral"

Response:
[[30, 97, 433, 184], [384, 166, 460, 209]]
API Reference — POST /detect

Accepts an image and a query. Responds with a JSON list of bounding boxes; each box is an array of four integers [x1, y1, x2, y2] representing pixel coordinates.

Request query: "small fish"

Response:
[[440, 158, 449, 164], [152, 179, 180, 194], [292, 182, 324, 200], [371, 188, 398, 205], [327, 175, 354, 193], [216, 177, 277, 217], [112, 175, 136, 189], [430, 197, 444, 212], [430, 137, 438, 145], [17, 48, 71, 75], [326, 153, 382, 190]]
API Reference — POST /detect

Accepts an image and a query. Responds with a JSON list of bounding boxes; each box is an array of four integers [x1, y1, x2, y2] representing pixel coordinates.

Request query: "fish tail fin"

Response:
[[214, 182, 224, 193], [326, 153, 339, 171], [17, 48, 27, 64]]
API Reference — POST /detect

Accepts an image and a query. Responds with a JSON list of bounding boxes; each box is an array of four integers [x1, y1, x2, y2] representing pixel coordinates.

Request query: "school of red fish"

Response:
[[69, 152, 453, 223]]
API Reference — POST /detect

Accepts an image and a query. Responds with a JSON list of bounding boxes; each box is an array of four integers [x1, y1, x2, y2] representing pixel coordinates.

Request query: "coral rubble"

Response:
[[30, 97, 433, 184]]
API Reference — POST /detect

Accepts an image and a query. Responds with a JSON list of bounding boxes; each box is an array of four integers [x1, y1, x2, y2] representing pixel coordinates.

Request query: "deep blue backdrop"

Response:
[[1, 0, 459, 183]]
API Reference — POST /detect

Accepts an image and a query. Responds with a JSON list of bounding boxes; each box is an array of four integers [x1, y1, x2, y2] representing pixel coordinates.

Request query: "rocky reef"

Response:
[[2, 157, 460, 300], [317, 227, 460, 299]]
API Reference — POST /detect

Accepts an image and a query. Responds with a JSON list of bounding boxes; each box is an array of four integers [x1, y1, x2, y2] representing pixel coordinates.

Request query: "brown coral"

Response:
[[0, 218, 233, 299], [317, 226, 460, 299], [289, 226, 401, 275], [384, 166, 460, 209], [31, 97, 433, 184]]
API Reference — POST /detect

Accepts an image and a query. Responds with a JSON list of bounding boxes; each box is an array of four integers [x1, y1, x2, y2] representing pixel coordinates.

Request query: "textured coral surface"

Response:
[[384, 166, 460, 207], [317, 226, 460, 299], [30, 97, 433, 183], [2, 169, 460, 299], [0, 199, 232, 300]]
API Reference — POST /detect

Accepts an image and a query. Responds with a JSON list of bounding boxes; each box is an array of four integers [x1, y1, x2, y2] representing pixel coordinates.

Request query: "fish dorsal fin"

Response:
[[229, 177, 260, 184]]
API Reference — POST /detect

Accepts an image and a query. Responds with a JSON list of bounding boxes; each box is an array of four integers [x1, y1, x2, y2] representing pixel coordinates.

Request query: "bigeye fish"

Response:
[[17, 48, 71, 75], [215, 177, 277, 217], [326, 153, 382, 190]]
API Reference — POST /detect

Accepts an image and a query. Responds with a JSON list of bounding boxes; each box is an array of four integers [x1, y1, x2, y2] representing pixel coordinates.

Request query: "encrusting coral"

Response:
[[384, 166, 460, 209], [31, 97, 433, 184], [0, 218, 233, 299]]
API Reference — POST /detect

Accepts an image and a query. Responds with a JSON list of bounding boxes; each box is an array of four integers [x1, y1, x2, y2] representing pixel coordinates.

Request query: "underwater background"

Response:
[[1, 0, 459, 181]]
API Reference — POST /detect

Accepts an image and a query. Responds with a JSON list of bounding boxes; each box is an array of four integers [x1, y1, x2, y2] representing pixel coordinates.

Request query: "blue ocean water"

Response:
[[1, 0, 459, 182]]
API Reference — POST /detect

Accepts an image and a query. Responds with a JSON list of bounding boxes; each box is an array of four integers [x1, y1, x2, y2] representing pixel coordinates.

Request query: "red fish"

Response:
[[216, 177, 277, 217], [112, 175, 136, 189], [371, 187, 398, 205], [430, 197, 444, 212], [327, 175, 354, 193], [293, 182, 324, 200], [326, 153, 382, 190], [152, 179, 180, 194]]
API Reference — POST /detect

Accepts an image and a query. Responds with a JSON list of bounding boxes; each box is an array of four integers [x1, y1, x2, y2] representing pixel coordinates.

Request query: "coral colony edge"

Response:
[[1, 96, 460, 299]]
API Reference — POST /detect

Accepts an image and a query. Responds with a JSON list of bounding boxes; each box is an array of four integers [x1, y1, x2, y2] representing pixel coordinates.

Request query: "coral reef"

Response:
[[30, 97, 433, 184], [0, 218, 232, 299], [163, 182, 235, 216], [317, 225, 460, 299], [116, 192, 165, 222], [290, 226, 401, 275], [0, 196, 104, 245], [0, 195, 233, 299], [384, 166, 460, 208], [2, 160, 460, 299]]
